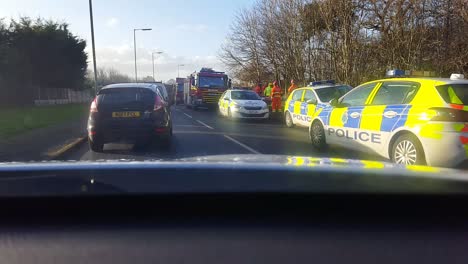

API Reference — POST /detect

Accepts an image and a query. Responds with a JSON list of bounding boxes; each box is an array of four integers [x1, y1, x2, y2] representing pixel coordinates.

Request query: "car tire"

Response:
[[391, 134, 426, 165], [89, 139, 104, 152], [227, 108, 232, 119], [310, 121, 327, 151], [285, 111, 294, 128]]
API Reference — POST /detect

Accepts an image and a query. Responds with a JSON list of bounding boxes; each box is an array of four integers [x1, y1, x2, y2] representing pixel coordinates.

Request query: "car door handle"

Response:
[[350, 112, 361, 119], [384, 111, 398, 118]]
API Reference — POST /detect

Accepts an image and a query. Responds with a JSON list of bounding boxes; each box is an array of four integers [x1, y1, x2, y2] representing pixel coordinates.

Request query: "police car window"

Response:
[[231, 91, 261, 100], [220, 91, 228, 99], [436, 84, 468, 105], [316, 86, 352, 103], [292, 90, 304, 101], [340, 83, 377, 107], [303, 90, 317, 103], [371, 82, 420, 105]]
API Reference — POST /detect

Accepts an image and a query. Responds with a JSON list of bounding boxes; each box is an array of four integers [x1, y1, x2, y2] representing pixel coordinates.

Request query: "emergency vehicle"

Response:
[[218, 89, 270, 120], [284, 81, 352, 128], [184, 68, 230, 110], [307, 72, 468, 168]]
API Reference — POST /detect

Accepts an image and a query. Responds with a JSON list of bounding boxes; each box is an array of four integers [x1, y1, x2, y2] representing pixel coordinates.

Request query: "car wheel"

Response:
[[391, 134, 426, 165], [310, 121, 327, 151], [285, 111, 294, 128], [89, 139, 104, 152], [227, 108, 232, 119]]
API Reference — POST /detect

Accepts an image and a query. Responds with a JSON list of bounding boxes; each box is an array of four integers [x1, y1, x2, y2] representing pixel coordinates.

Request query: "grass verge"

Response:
[[0, 104, 88, 138]]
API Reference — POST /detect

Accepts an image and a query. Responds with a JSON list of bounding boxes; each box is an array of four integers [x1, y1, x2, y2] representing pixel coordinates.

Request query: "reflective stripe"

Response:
[[344, 106, 365, 129], [317, 104, 332, 126], [380, 105, 412, 132], [300, 102, 307, 115], [360, 105, 386, 131], [330, 107, 346, 127], [288, 101, 294, 112]]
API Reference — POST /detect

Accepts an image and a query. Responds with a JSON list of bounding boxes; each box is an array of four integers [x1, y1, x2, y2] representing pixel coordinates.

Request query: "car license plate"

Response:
[[246, 110, 259, 114], [112, 111, 140, 118]]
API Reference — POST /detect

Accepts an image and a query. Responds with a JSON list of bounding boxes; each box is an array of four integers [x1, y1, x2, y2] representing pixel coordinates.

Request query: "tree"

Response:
[[92, 67, 131, 87], [141, 76, 154, 82], [0, 17, 88, 105], [220, 0, 468, 86]]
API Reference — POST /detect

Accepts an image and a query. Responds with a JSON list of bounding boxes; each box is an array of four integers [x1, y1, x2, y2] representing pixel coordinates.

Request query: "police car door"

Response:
[[327, 83, 378, 151], [288, 90, 305, 126], [361, 81, 420, 156], [301, 89, 317, 127]]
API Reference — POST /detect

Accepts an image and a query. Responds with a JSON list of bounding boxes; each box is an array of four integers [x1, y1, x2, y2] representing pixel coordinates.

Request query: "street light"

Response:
[[152, 51, 163, 81], [133, 28, 152, 82], [88, 0, 98, 93], [178, 64, 185, 78]]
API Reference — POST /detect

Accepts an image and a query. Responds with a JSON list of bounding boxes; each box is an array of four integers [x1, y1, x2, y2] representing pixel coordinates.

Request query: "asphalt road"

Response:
[[65, 105, 385, 162]]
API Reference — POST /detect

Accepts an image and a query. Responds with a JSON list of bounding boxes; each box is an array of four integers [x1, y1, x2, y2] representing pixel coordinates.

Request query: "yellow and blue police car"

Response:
[[284, 81, 352, 128], [306, 72, 468, 168], [218, 89, 270, 120]]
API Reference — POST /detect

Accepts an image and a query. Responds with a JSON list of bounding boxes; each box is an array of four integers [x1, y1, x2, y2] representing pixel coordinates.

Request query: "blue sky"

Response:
[[0, 0, 254, 81]]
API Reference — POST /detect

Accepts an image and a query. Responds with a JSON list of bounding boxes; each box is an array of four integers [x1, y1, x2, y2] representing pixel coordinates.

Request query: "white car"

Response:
[[218, 90, 270, 119]]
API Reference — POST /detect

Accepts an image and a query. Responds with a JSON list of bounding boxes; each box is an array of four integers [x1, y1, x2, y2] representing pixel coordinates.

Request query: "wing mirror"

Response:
[[330, 98, 339, 106], [307, 99, 317, 105]]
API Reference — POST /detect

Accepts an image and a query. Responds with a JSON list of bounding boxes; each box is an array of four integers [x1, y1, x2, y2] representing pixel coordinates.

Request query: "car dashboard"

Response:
[[0, 159, 467, 264]]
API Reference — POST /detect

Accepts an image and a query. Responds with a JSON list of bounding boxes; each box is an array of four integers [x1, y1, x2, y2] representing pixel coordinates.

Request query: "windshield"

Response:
[[198, 76, 226, 88], [231, 91, 261, 100], [436, 84, 468, 105], [315, 86, 353, 102], [0, 0, 467, 197]]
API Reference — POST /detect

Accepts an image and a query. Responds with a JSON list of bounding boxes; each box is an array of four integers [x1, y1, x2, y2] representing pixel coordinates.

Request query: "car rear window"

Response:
[[436, 84, 468, 105], [98, 88, 155, 106]]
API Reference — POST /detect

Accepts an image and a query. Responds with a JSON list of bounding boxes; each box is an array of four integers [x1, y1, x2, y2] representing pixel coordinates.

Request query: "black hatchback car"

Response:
[[87, 83, 173, 152]]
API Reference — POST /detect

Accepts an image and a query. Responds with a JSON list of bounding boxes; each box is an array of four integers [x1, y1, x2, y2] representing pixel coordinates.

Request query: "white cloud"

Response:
[[175, 24, 208, 33], [105, 17, 119, 27], [88, 44, 224, 81]]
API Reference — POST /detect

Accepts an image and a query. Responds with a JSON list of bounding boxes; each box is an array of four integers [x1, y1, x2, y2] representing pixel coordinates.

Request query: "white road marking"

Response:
[[183, 112, 193, 119], [197, 120, 214, 130], [223, 135, 261, 154], [175, 125, 205, 128]]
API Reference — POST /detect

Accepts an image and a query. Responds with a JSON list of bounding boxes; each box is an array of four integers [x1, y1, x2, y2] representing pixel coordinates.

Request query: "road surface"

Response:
[[65, 105, 385, 162]]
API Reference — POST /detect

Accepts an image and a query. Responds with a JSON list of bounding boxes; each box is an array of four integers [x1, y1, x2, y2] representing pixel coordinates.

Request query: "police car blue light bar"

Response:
[[385, 69, 406, 77], [310, 80, 336, 86]]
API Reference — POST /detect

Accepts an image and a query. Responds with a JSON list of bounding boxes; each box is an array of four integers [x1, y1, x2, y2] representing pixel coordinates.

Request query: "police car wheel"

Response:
[[310, 122, 327, 151], [285, 112, 294, 128], [391, 134, 426, 166], [227, 108, 232, 119]]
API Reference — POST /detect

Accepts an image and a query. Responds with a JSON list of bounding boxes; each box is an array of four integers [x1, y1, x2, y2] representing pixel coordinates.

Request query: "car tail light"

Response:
[[154, 95, 164, 111], [90, 98, 98, 113], [430, 107, 468, 122]]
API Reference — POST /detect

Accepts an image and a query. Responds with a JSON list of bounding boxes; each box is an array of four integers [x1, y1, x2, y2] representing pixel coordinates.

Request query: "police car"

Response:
[[218, 89, 270, 119], [284, 81, 352, 128], [308, 72, 468, 168]]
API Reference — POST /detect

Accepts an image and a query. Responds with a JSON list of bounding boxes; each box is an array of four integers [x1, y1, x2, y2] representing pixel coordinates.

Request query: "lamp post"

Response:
[[88, 0, 98, 93], [133, 28, 152, 82], [152, 51, 163, 81], [178, 64, 185, 78]]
